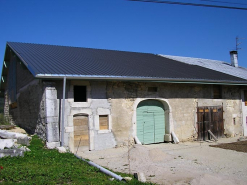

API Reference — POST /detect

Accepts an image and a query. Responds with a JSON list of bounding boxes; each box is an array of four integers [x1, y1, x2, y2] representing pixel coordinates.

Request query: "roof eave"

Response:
[[35, 74, 247, 85]]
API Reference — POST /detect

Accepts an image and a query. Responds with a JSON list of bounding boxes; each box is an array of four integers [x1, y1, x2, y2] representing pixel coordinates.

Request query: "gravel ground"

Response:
[[78, 137, 247, 185]]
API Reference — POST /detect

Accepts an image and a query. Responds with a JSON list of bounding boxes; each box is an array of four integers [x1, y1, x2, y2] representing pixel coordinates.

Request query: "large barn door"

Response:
[[73, 115, 89, 152], [197, 106, 223, 140], [137, 100, 165, 144]]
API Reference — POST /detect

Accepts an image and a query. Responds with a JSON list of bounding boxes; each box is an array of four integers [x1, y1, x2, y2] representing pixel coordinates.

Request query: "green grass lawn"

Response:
[[0, 135, 151, 185]]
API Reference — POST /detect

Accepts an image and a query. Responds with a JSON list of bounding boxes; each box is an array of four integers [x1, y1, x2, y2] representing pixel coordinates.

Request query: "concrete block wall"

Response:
[[62, 80, 116, 152]]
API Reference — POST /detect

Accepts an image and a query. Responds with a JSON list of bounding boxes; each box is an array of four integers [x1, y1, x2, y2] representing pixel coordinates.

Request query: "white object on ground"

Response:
[[134, 136, 142, 145], [57, 146, 67, 153], [171, 131, 179, 144]]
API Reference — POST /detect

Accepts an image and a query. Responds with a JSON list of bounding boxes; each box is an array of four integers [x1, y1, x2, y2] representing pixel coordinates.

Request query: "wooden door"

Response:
[[197, 106, 223, 141], [73, 115, 89, 152], [137, 100, 165, 144]]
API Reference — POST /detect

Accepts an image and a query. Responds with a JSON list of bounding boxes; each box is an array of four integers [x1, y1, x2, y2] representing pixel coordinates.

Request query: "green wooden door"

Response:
[[137, 100, 165, 144]]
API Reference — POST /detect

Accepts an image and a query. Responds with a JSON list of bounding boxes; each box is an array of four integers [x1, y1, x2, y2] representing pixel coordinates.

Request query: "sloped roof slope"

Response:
[[4, 42, 247, 84], [161, 55, 247, 80]]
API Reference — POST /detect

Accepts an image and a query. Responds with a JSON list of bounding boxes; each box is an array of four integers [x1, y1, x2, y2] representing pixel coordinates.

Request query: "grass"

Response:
[[0, 113, 11, 125], [0, 135, 151, 185]]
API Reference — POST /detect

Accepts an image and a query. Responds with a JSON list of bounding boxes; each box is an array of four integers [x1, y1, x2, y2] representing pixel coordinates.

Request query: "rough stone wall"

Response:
[[106, 82, 243, 145], [16, 58, 34, 92], [48, 79, 243, 151], [3, 54, 48, 138], [14, 80, 43, 135]]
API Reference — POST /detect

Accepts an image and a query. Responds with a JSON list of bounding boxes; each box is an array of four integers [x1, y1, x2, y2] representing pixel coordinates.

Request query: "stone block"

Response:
[[57, 146, 67, 153], [134, 172, 146, 183], [45, 99, 58, 117], [46, 122, 59, 142], [46, 116, 59, 124], [45, 88, 57, 99], [0, 130, 29, 139], [164, 134, 172, 142], [17, 137, 31, 146], [46, 142, 60, 149], [0, 149, 24, 158], [65, 127, 73, 133], [0, 139, 15, 149], [97, 108, 110, 115]]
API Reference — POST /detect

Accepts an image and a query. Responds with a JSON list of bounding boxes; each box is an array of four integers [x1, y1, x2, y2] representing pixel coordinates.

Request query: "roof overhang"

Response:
[[35, 74, 247, 85]]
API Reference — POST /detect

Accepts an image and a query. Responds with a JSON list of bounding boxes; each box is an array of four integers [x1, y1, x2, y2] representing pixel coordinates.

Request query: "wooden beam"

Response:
[[208, 130, 218, 141]]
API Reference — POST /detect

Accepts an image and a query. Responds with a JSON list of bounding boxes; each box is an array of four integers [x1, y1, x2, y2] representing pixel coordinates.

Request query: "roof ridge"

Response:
[[7, 41, 154, 55]]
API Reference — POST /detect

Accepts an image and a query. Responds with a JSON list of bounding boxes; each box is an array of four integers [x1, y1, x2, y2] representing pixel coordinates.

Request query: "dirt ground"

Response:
[[210, 140, 247, 153], [78, 137, 247, 185]]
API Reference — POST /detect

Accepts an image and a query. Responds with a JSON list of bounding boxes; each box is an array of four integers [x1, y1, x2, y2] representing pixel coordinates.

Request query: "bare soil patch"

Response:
[[210, 140, 247, 153]]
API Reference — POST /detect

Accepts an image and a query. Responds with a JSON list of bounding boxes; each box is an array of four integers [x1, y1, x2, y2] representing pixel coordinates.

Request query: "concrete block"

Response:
[[0, 139, 15, 149], [97, 108, 110, 115], [164, 134, 172, 142], [46, 116, 59, 123], [0, 149, 24, 158], [17, 137, 31, 146], [123, 177, 132, 181], [46, 99, 58, 117], [46, 123, 59, 142], [46, 142, 60, 149], [134, 172, 146, 183], [65, 127, 73, 133], [57, 147, 67, 153], [45, 88, 57, 99], [0, 130, 30, 139], [0, 130, 16, 139]]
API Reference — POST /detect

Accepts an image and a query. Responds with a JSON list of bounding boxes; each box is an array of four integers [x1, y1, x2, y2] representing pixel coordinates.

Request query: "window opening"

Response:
[[99, 115, 108, 130], [213, 85, 222, 99], [74, 86, 87, 102]]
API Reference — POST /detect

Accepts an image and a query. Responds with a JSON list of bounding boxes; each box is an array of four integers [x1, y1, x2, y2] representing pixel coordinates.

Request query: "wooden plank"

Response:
[[208, 130, 218, 141], [99, 115, 108, 130], [73, 115, 89, 152]]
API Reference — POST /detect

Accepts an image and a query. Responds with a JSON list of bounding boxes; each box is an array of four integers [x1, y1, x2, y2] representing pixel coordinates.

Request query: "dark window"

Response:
[[74, 86, 87, 102], [213, 85, 222, 99], [148, 87, 158, 92]]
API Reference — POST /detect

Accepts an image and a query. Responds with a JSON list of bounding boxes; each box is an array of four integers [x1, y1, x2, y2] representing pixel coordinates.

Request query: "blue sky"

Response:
[[0, 0, 247, 73]]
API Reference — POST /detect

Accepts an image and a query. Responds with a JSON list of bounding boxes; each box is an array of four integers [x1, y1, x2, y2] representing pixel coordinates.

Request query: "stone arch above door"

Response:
[[133, 98, 172, 143]]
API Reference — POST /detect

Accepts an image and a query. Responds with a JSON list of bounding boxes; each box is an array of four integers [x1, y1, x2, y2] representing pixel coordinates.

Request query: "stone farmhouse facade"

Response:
[[1, 42, 247, 152]]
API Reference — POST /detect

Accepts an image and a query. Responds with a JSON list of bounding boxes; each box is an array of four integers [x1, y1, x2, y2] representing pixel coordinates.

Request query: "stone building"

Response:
[[1, 42, 247, 152]]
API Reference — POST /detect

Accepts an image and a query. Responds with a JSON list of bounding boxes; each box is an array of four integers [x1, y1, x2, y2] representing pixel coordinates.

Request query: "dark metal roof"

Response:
[[5, 42, 247, 84]]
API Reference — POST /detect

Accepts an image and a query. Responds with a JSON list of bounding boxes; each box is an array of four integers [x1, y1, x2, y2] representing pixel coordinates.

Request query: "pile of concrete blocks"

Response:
[[0, 130, 31, 158]]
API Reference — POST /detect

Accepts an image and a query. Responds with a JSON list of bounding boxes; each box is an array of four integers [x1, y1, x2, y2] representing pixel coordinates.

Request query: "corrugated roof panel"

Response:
[[6, 42, 247, 84], [161, 55, 247, 80]]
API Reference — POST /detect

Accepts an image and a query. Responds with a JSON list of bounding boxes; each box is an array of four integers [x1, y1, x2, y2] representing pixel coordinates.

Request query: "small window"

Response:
[[148, 87, 158, 92], [74, 86, 87, 102], [244, 91, 247, 106], [213, 85, 222, 99], [99, 115, 108, 130]]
